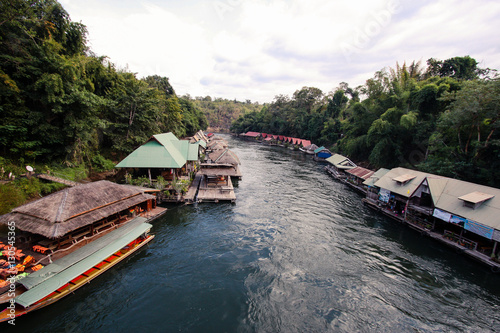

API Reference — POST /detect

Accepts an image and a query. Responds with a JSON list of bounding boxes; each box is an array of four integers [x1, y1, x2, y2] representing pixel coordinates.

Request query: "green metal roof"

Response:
[[20, 217, 148, 290], [172, 141, 200, 161], [314, 146, 326, 154], [116, 140, 186, 168], [153, 132, 179, 143], [15, 220, 152, 308]]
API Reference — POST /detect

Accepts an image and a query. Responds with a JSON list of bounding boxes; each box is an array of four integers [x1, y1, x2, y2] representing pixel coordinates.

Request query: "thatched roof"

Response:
[[208, 149, 241, 165], [199, 164, 242, 177], [0, 180, 155, 239], [207, 141, 228, 151]]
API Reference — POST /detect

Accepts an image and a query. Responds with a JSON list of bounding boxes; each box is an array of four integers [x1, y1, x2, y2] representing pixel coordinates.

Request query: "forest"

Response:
[[231, 58, 500, 188], [189, 96, 262, 132], [0, 0, 210, 212], [0, 0, 208, 168], [1, 0, 500, 212]]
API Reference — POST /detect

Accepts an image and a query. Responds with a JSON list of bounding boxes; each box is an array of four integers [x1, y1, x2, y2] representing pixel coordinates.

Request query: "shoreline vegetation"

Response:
[[1, 0, 499, 215]]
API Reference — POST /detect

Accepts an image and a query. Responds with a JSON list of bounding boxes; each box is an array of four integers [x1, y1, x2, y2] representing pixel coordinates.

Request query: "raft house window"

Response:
[[458, 191, 494, 210], [392, 174, 416, 186]]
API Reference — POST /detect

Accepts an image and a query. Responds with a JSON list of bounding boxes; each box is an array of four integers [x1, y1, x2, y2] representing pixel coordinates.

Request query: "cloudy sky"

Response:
[[60, 0, 500, 103]]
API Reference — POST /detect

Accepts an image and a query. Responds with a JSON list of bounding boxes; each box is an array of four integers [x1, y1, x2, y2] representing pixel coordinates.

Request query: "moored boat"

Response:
[[0, 217, 154, 323]]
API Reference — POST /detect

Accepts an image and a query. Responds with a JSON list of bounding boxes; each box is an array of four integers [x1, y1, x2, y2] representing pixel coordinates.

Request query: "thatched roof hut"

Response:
[[0, 180, 155, 239], [208, 149, 241, 165], [207, 140, 228, 151]]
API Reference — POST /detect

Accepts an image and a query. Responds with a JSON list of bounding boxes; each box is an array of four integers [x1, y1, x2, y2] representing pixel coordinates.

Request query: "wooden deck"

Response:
[[197, 176, 236, 203], [143, 206, 168, 222]]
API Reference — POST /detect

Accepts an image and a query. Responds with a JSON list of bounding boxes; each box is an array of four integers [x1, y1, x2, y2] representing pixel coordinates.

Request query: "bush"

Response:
[[91, 154, 116, 172], [0, 183, 26, 215]]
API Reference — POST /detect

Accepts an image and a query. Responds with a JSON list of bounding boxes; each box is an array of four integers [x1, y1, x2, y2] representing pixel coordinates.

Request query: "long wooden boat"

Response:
[[0, 217, 154, 323]]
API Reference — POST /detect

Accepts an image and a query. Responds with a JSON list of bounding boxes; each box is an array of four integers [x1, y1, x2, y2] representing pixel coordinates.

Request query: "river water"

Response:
[[6, 135, 500, 332]]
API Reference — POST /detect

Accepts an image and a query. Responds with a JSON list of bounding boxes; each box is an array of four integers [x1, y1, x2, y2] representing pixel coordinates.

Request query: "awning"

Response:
[[15, 219, 152, 308]]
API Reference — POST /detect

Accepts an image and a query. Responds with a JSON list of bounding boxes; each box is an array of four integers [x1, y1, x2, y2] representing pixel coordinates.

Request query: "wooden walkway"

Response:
[[35, 173, 81, 187], [184, 173, 202, 204]]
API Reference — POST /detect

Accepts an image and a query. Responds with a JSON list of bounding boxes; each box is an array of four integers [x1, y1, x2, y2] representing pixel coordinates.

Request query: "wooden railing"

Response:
[[406, 214, 434, 230], [443, 230, 478, 250]]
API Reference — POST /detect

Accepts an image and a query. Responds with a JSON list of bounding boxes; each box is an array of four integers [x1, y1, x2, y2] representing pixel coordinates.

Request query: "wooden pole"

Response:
[[148, 168, 152, 185]]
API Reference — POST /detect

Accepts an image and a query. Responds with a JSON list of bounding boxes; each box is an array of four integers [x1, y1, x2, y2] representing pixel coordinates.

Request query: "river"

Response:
[[5, 135, 500, 332]]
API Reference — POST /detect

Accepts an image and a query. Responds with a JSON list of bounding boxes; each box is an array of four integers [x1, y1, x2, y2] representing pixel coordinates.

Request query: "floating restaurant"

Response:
[[362, 167, 500, 271], [0, 180, 165, 322]]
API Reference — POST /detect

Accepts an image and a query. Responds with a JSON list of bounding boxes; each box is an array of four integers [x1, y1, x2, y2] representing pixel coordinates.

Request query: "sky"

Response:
[[60, 0, 500, 103]]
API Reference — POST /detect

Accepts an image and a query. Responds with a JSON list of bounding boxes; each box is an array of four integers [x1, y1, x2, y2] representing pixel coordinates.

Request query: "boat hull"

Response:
[[0, 234, 154, 323]]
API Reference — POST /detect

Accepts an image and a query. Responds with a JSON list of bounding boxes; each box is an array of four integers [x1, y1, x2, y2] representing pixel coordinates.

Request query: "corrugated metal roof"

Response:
[[374, 167, 439, 198], [301, 140, 311, 147], [325, 154, 356, 169], [375, 167, 500, 230], [426, 177, 449, 204], [153, 132, 179, 144], [428, 178, 500, 230], [346, 166, 375, 180], [20, 217, 148, 290], [172, 141, 199, 161], [314, 146, 326, 153], [15, 220, 152, 308], [363, 168, 390, 187]]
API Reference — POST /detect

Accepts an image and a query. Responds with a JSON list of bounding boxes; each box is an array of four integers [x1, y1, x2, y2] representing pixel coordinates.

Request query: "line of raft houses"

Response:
[[0, 131, 241, 322], [238, 131, 500, 273]]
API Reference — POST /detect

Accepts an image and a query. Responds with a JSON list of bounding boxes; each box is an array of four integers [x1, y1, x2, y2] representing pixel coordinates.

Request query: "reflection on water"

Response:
[[5, 135, 500, 333]]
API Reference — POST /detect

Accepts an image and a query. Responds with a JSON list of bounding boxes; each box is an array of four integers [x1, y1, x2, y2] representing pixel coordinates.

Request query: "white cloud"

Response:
[[62, 0, 500, 103]]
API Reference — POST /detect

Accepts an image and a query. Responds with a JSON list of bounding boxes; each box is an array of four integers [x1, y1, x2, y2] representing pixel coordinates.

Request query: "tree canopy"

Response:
[[231, 58, 500, 187], [0, 0, 207, 166]]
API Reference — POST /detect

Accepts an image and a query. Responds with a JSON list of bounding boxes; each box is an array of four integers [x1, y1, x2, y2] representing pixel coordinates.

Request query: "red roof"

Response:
[[278, 135, 284, 141], [346, 166, 375, 180], [261, 133, 268, 138], [301, 140, 311, 147], [245, 132, 261, 137], [264, 137, 272, 141]]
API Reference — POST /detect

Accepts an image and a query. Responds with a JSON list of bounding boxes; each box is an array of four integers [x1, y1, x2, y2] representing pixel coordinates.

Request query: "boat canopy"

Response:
[[15, 218, 152, 308]]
